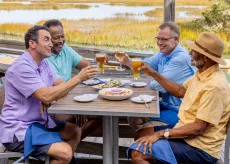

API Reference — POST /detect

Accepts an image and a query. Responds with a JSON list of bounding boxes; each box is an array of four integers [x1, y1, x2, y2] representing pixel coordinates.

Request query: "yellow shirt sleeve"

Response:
[[183, 76, 193, 89], [196, 87, 224, 125]]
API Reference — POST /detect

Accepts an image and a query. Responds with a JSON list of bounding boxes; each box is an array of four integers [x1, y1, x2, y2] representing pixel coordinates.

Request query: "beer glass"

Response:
[[115, 51, 125, 71], [88, 60, 98, 71], [95, 53, 106, 73], [131, 58, 142, 80]]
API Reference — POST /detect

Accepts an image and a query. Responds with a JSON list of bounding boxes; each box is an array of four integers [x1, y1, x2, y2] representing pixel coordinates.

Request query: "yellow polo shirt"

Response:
[[174, 64, 230, 158]]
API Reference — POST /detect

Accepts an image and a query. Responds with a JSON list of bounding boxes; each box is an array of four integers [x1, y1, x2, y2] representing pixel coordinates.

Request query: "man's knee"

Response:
[[48, 142, 73, 163], [128, 117, 144, 130], [131, 150, 144, 163], [142, 122, 153, 129]]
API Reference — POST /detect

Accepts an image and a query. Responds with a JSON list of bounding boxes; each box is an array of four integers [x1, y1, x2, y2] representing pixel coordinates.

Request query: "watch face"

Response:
[[164, 131, 170, 137], [164, 129, 170, 138]]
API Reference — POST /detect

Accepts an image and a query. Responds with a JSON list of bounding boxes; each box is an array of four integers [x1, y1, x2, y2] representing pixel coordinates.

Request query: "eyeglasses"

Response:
[[155, 37, 175, 42]]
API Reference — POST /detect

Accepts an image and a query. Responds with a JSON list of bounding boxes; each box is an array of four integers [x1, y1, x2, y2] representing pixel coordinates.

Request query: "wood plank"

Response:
[[77, 141, 129, 158], [49, 77, 160, 117], [164, 0, 175, 22], [0, 39, 151, 59]]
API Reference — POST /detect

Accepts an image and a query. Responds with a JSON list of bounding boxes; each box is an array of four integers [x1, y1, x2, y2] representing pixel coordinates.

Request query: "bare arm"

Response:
[[135, 118, 209, 154], [140, 63, 186, 98], [53, 78, 65, 86], [74, 59, 88, 70], [158, 118, 209, 138], [33, 65, 98, 104]]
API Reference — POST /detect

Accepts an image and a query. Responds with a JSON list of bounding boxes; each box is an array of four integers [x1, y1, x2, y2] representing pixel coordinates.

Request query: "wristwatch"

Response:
[[163, 129, 170, 139]]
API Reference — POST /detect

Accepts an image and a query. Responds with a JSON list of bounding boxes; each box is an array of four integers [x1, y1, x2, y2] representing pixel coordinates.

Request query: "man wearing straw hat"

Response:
[[127, 32, 230, 164]]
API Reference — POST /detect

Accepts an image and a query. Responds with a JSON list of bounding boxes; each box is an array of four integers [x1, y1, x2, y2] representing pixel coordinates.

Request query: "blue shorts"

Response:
[[149, 102, 179, 126], [127, 126, 218, 164]]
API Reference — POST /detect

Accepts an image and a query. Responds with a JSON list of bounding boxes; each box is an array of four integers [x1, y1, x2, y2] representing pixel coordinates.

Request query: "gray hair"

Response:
[[159, 21, 180, 37]]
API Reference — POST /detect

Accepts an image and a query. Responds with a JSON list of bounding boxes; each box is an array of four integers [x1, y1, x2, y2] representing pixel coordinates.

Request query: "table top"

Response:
[[48, 75, 160, 118]]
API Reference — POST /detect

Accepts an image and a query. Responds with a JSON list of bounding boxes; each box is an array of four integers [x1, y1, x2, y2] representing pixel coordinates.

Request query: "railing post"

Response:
[[164, 0, 175, 22]]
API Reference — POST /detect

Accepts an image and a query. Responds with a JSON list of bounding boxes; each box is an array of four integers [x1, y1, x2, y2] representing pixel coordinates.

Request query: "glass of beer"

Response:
[[95, 53, 106, 73], [115, 51, 126, 71], [131, 58, 142, 80]]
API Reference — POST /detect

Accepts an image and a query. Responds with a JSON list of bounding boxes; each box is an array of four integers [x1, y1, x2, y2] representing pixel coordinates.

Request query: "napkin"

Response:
[[138, 95, 155, 101], [82, 78, 105, 85], [74, 94, 98, 102]]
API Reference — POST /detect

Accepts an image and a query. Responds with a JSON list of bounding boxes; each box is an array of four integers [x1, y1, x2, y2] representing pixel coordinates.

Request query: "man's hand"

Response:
[[139, 62, 155, 76], [134, 133, 160, 154], [75, 115, 88, 128], [105, 53, 109, 64], [77, 65, 98, 82], [40, 102, 50, 115]]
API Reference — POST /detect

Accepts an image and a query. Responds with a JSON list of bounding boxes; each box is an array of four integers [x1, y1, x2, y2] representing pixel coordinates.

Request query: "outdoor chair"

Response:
[[0, 143, 50, 164]]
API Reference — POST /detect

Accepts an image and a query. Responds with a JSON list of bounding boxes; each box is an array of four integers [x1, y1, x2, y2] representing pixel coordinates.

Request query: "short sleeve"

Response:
[[7, 63, 45, 99], [66, 45, 83, 68], [142, 53, 159, 71], [183, 76, 193, 89], [196, 87, 224, 125]]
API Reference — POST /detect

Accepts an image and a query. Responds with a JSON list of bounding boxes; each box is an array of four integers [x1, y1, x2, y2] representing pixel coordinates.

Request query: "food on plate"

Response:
[[100, 89, 131, 96], [98, 80, 122, 89]]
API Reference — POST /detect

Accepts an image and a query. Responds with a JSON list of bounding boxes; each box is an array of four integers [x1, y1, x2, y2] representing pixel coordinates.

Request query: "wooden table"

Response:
[[48, 75, 160, 164]]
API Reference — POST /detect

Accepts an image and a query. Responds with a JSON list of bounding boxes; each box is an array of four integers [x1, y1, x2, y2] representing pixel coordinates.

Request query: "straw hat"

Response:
[[185, 32, 226, 65]]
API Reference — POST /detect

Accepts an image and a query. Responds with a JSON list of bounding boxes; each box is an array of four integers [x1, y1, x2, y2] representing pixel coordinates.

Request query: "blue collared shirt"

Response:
[[143, 44, 195, 109]]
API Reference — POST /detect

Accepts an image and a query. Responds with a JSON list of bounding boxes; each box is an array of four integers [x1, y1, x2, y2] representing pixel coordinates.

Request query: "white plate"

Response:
[[92, 80, 128, 90], [131, 95, 155, 103], [99, 88, 133, 100], [82, 79, 100, 85], [74, 94, 98, 102], [130, 82, 147, 88]]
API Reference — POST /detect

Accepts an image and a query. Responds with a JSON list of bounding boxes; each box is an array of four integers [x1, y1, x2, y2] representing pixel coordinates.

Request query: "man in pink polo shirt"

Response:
[[0, 25, 98, 163]]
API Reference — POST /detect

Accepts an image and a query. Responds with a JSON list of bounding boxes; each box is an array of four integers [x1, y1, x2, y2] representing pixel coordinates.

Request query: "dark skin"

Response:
[[47, 24, 102, 140], [131, 50, 217, 163]]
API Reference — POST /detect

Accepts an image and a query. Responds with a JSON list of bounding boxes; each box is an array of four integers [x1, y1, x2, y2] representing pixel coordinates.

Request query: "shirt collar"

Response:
[[21, 50, 46, 71], [196, 64, 219, 82], [50, 44, 66, 58], [160, 43, 181, 61]]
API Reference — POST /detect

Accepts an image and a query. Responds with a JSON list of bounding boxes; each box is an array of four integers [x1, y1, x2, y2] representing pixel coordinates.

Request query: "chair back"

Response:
[[224, 120, 230, 164]]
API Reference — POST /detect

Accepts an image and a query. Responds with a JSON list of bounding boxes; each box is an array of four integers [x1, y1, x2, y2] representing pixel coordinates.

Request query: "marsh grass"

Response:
[[145, 7, 209, 18], [144, 8, 163, 17], [3, 0, 211, 6], [0, 3, 90, 10], [0, 17, 229, 56]]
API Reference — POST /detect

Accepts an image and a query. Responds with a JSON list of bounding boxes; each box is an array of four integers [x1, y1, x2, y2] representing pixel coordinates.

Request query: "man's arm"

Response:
[[158, 118, 209, 138], [33, 65, 97, 104], [53, 78, 65, 86], [140, 63, 186, 98], [74, 59, 88, 70], [135, 118, 209, 154]]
